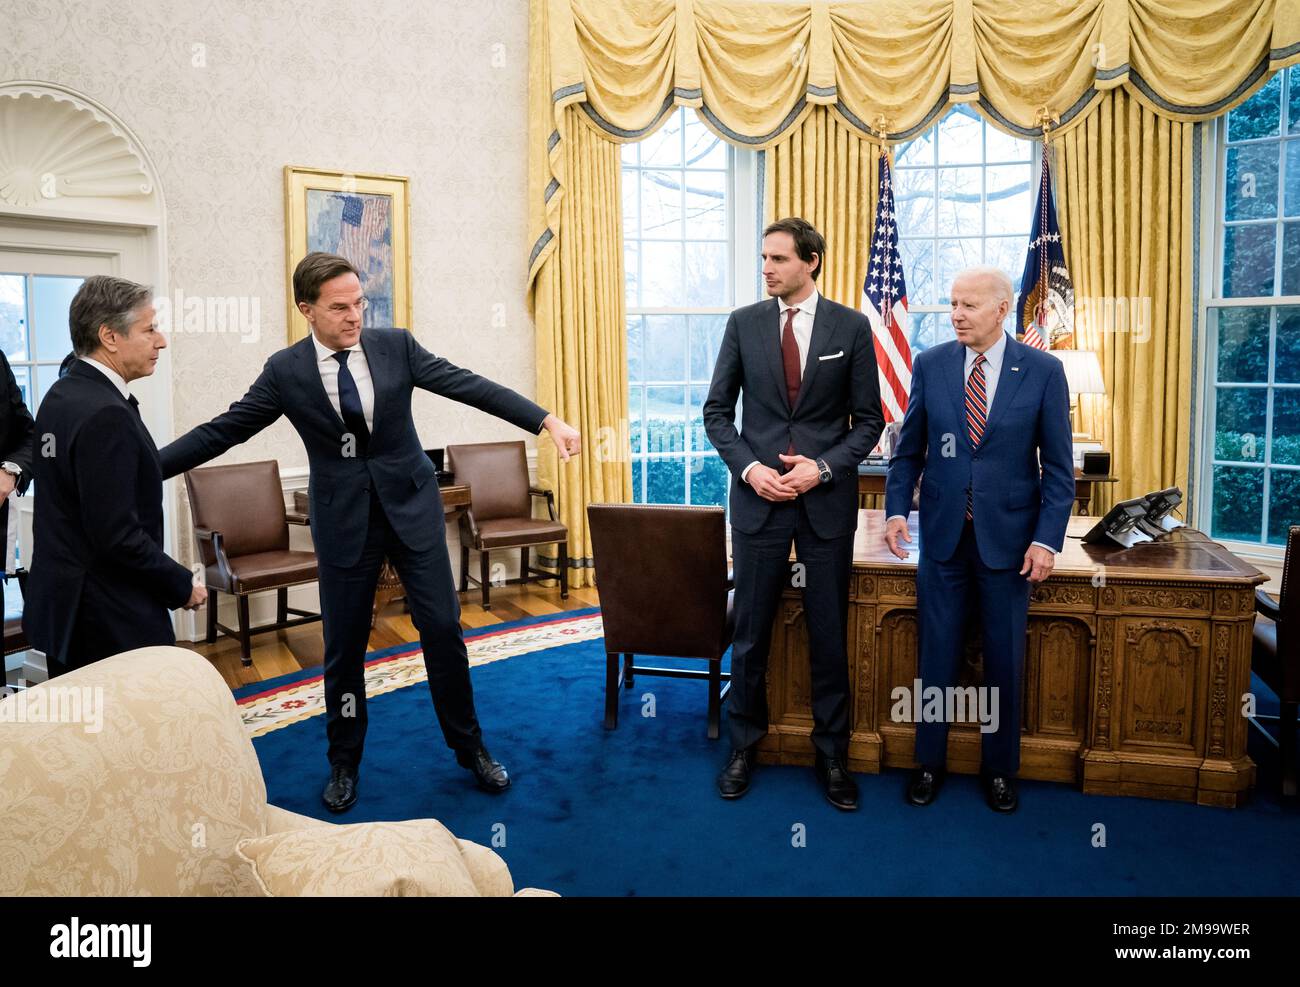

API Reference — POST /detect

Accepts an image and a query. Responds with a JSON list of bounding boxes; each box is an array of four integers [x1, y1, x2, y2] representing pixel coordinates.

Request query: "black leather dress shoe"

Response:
[[322, 764, 358, 813], [717, 747, 756, 799], [983, 773, 1018, 813], [815, 752, 859, 810], [906, 766, 943, 807], [456, 745, 510, 793]]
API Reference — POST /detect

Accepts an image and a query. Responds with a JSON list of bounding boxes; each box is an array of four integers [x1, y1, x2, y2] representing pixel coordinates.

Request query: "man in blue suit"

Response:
[[160, 252, 580, 813], [884, 266, 1073, 812]]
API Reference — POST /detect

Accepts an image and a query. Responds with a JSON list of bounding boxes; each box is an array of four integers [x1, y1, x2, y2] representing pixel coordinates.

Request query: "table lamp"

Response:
[[1053, 349, 1105, 438]]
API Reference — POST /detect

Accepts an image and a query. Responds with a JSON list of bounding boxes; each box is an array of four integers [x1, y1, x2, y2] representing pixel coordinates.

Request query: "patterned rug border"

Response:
[[235, 609, 604, 739]]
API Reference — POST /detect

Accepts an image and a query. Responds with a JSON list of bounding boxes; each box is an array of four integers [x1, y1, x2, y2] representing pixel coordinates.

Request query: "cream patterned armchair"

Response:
[[0, 647, 554, 897]]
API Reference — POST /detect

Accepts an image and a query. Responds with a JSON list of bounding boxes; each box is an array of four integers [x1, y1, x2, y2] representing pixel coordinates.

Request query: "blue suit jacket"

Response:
[[159, 328, 548, 568], [703, 295, 884, 539], [884, 334, 1074, 569]]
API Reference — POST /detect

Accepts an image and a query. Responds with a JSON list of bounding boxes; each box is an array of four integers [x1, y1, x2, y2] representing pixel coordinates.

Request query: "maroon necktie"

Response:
[[781, 307, 801, 468], [965, 353, 987, 519]]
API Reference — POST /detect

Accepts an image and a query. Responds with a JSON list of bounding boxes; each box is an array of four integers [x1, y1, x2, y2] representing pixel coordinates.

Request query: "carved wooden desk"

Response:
[[757, 511, 1266, 806]]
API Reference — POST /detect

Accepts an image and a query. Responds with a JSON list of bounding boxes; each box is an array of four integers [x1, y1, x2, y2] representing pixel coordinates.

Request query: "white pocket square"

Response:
[[818, 350, 845, 361]]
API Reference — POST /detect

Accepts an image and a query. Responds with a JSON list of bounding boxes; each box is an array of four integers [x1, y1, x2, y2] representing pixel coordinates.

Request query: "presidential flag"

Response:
[[1016, 143, 1074, 350], [862, 155, 911, 429]]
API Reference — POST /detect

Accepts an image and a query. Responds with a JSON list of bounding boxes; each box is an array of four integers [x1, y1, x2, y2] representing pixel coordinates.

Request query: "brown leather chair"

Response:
[[1253, 524, 1298, 797], [587, 504, 734, 739], [184, 461, 321, 666], [447, 441, 567, 609]]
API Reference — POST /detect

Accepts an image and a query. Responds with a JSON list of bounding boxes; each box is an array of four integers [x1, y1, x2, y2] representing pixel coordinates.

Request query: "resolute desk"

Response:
[[756, 511, 1267, 806]]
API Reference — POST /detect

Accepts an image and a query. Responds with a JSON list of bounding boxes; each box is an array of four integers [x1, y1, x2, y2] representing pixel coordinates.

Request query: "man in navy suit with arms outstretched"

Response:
[[884, 266, 1074, 812], [160, 253, 581, 813]]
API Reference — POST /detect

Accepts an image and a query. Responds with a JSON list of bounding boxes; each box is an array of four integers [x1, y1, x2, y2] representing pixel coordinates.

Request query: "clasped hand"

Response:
[[749, 454, 821, 501]]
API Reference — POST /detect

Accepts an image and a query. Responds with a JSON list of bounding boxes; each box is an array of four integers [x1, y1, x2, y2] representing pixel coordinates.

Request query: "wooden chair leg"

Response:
[[480, 548, 491, 610], [623, 653, 634, 689], [236, 594, 252, 667], [520, 546, 529, 583], [206, 588, 218, 644], [276, 587, 288, 624], [707, 658, 722, 740], [559, 540, 569, 599], [459, 543, 469, 593], [604, 651, 619, 729], [1282, 701, 1298, 798]]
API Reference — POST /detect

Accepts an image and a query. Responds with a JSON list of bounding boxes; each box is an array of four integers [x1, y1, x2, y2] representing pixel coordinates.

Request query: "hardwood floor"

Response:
[[192, 582, 601, 690]]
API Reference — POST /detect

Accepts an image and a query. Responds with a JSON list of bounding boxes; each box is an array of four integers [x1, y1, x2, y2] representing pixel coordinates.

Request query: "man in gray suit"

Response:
[[703, 218, 884, 809]]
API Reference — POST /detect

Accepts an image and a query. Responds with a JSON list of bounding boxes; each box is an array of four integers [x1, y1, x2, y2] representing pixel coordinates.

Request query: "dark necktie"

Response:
[[781, 306, 801, 469], [965, 353, 987, 520], [332, 350, 370, 446]]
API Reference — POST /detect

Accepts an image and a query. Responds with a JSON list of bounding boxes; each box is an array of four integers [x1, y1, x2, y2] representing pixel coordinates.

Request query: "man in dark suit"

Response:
[[25, 276, 206, 675], [704, 218, 884, 809], [0, 351, 35, 619], [160, 252, 581, 813], [885, 266, 1074, 812]]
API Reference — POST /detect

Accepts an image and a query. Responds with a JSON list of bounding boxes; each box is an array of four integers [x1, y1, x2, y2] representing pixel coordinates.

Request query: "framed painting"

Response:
[[283, 166, 411, 343]]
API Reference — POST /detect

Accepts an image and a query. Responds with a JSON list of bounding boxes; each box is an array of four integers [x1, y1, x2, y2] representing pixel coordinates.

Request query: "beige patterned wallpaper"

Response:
[[0, 0, 537, 473]]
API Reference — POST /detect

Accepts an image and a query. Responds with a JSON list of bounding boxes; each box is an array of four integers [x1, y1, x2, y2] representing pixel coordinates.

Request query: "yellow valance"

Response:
[[528, 0, 1300, 290]]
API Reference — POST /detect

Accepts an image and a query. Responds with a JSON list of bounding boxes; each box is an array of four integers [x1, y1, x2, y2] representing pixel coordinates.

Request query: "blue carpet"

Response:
[[243, 612, 1300, 896]]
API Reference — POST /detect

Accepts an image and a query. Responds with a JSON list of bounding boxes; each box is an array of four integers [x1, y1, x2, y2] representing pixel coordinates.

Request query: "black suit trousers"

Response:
[[727, 499, 853, 758], [320, 490, 481, 769]]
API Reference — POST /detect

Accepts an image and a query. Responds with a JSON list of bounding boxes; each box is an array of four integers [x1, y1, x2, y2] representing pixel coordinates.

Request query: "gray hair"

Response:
[[952, 266, 1014, 306], [69, 275, 153, 356]]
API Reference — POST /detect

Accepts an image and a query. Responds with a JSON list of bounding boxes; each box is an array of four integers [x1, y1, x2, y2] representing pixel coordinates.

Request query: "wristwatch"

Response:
[[1, 462, 21, 479], [816, 458, 832, 484]]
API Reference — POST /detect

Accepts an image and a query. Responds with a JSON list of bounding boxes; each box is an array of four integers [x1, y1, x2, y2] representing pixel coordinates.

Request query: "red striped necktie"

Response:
[[965, 352, 987, 520], [781, 306, 801, 469]]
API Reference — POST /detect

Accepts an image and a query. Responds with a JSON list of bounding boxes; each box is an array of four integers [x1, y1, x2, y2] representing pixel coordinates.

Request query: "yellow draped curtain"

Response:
[[527, 0, 1300, 579], [1056, 91, 1194, 515]]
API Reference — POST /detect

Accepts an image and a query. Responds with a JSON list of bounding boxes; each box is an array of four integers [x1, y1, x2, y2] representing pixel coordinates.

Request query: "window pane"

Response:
[[628, 383, 644, 455], [936, 167, 982, 235], [1211, 465, 1263, 541], [624, 241, 640, 307], [689, 453, 728, 506], [10, 366, 30, 411], [0, 274, 26, 361], [689, 383, 712, 452], [33, 276, 82, 363], [985, 165, 1032, 234], [643, 113, 682, 168], [627, 315, 644, 379], [645, 455, 686, 504], [689, 314, 725, 382], [986, 124, 1030, 163], [908, 312, 949, 354], [1290, 66, 1300, 135], [894, 168, 935, 235], [985, 236, 1027, 295], [899, 240, 933, 304], [640, 241, 682, 306], [1272, 391, 1300, 465], [1268, 469, 1300, 544], [1224, 144, 1279, 221], [622, 167, 639, 236], [644, 314, 686, 381], [684, 170, 726, 240], [1222, 224, 1275, 297], [683, 241, 726, 306], [645, 385, 687, 455], [1286, 141, 1300, 217], [1214, 387, 1266, 462], [632, 457, 644, 503], [1276, 307, 1300, 383], [895, 130, 935, 167], [937, 110, 982, 166], [684, 115, 726, 168], [621, 141, 639, 166], [936, 239, 983, 302], [1215, 306, 1270, 383], [1226, 72, 1281, 142], [1283, 222, 1300, 296], [640, 170, 683, 239]]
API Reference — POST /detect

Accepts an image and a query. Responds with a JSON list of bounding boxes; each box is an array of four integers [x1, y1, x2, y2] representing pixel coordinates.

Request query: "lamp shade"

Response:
[[1053, 349, 1106, 396]]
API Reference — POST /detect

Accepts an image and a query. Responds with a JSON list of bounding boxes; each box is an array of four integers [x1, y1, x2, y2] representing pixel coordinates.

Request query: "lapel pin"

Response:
[[1011, 366, 1021, 372]]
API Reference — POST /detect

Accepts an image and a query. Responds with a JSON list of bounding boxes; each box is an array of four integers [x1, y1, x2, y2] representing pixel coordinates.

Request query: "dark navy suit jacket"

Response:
[[159, 328, 548, 568], [25, 361, 192, 667], [703, 295, 884, 539], [884, 334, 1075, 569]]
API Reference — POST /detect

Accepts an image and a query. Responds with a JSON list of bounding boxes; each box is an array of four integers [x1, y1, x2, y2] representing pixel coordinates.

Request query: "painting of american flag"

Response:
[[1015, 145, 1074, 351], [306, 189, 395, 327], [862, 155, 912, 430]]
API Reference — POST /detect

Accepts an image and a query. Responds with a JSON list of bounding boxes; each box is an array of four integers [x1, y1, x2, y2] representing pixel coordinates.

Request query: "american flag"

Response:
[[862, 155, 911, 427], [1016, 144, 1074, 351], [337, 194, 390, 275]]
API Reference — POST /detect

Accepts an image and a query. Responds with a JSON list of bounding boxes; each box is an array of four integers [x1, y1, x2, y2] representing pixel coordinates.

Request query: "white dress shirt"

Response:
[[80, 356, 130, 400], [312, 332, 376, 433], [741, 289, 819, 484], [888, 331, 1056, 554]]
